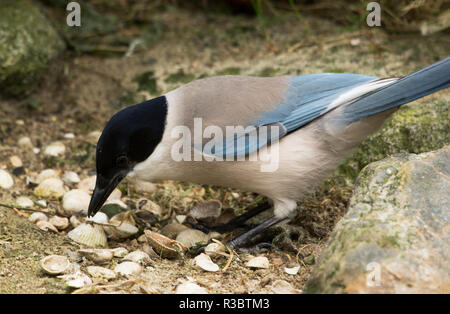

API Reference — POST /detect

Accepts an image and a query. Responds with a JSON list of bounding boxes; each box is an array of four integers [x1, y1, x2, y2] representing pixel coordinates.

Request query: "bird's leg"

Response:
[[227, 216, 288, 250], [187, 202, 272, 233]]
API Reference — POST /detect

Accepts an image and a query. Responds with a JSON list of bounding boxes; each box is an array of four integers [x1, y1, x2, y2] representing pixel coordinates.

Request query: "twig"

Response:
[[0, 202, 51, 214], [212, 239, 234, 272]]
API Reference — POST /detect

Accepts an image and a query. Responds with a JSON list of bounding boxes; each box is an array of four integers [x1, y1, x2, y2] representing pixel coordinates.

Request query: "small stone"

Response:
[[175, 282, 208, 294], [18, 136, 33, 149], [44, 141, 66, 157], [36, 220, 59, 233], [78, 248, 113, 264], [0, 170, 14, 189], [49, 216, 69, 230], [161, 222, 189, 239], [62, 171, 80, 184], [9, 155, 23, 168], [29, 212, 48, 223], [36, 200, 47, 208], [114, 261, 142, 276], [176, 229, 209, 248], [62, 189, 91, 215], [34, 178, 66, 198], [246, 256, 270, 269], [194, 253, 220, 272], [64, 133, 75, 139], [86, 266, 116, 280], [33, 148, 40, 154], [16, 196, 34, 208], [87, 131, 102, 144]]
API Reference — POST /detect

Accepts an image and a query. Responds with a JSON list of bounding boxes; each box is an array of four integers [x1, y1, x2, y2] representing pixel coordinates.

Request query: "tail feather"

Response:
[[342, 57, 450, 123]]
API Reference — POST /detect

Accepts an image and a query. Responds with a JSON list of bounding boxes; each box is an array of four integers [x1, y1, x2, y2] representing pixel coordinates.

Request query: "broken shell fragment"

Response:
[[16, 196, 34, 208], [103, 212, 138, 239], [67, 223, 108, 248], [122, 251, 152, 266], [194, 253, 220, 272], [176, 229, 209, 248], [284, 265, 300, 275], [69, 215, 82, 228], [61, 271, 92, 289], [77, 176, 96, 193], [40, 255, 70, 275], [34, 178, 67, 198], [29, 212, 48, 223], [36, 169, 59, 184], [62, 171, 80, 184], [110, 247, 129, 258], [137, 198, 162, 216], [114, 261, 142, 277], [78, 248, 113, 264], [36, 220, 59, 233], [204, 243, 225, 256], [62, 189, 91, 215], [86, 266, 116, 280], [86, 211, 109, 224], [144, 230, 187, 259], [175, 282, 208, 294], [44, 141, 66, 157], [49, 216, 69, 230], [246, 256, 270, 269]]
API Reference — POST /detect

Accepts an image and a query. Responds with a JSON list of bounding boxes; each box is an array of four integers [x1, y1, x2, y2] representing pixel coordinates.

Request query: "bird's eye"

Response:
[[116, 155, 128, 168]]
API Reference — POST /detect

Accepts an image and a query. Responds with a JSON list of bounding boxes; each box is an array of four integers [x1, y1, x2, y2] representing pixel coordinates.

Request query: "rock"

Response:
[[36, 200, 47, 208], [29, 212, 48, 223], [64, 133, 75, 139], [194, 253, 220, 272], [246, 256, 270, 269], [0, 170, 14, 189], [86, 266, 116, 280], [44, 141, 66, 157], [9, 156, 23, 168], [62, 171, 80, 184], [305, 146, 450, 294], [176, 229, 209, 248], [67, 223, 108, 248], [336, 101, 450, 185], [48, 216, 69, 230], [17, 137, 33, 149], [175, 282, 208, 294], [36, 169, 59, 184], [114, 262, 143, 277], [34, 178, 67, 198], [16, 196, 34, 208], [0, 0, 65, 97], [62, 189, 91, 215], [79, 249, 113, 264]]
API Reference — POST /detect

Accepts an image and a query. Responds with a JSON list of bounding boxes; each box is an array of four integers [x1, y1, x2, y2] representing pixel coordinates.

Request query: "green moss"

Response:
[[165, 69, 196, 85], [217, 67, 242, 76], [133, 71, 159, 95]]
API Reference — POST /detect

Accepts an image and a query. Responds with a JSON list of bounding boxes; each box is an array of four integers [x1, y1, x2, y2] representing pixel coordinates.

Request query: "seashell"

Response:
[[86, 266, 116, 280], [16, 196, 34, 208], [176, 229, 209, 248], [60, 271, 92, 289], [34, 178, 67, 198], [144, 230, 187, 259], [77, 176, 96, 193], [69, 215, 83, 228], [49, 216, 69, 230], [137, 198, 162, 216], [114, 261, 142, 276], [36, 199, 47, 208], [284, 265, 300, 275], [103, 211, 138, 239], [86, 212, 109, 224], [160, 222, 189, 239], [246, 256, 270, 269], [122, 251, 152, 266], [44, 141, 66, 157], [62, 189, 91, 215], [36, 169, 59, 184], [67, 223, 108, 248], [18, 136, 33, 149], [175, 282, 208, 294], [78, 248, 113, 264], [64, 133, 75, 139], [141, 243, 159, 259], [189, 200, 222, 222], [36, 220, 59, 233], [194, 253, 220, 272], [268, 280, 302, 294], [29, 212, 48, 223], [33, 148, 40, 154], [108, 188, 121, 201], [131, 179, 157, 194], [62, 171, 80, 184], [204, 243, 225, 256], [110, 247, 128, 258], [175, 215, 186, 224], [0, 170, 14, 189], [9, 155, 23, 168], [40, 255, 70, 275]]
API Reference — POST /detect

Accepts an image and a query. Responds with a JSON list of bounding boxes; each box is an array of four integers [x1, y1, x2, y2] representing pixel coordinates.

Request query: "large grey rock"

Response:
[[0, 0, 65, 97], [305, 146, 450, 293]]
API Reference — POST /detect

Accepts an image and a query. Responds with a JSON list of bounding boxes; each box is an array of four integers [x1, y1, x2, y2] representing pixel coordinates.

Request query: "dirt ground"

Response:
[[0, 8, 448, 293]]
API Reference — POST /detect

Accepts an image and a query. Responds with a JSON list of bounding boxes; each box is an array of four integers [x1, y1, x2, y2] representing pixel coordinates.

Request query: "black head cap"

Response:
[[88, 96, 167, 217]]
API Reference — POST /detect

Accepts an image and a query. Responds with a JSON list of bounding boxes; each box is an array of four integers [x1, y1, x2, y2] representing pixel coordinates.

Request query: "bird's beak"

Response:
[[87, 169, 129, 217]]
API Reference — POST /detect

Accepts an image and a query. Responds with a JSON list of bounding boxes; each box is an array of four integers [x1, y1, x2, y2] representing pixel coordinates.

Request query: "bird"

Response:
[[88, 57, 449, 249]]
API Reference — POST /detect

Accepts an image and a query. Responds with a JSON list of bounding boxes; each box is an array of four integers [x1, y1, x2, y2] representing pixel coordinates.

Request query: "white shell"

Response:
[[67, 223, 108, 248], [64, 133, 75, 139], [138, 198, 162, 216], [36, 220, 59, 233], [176, 229, 209, 248], [34, 178, 67, 198], [204, 243, 225, 256], [61, 271, 92, 289], [246, 256, 270, 269], [86, 212, 108, 224], [104, 212, 138, 239], [69, 215, 83, 228], [77, 176, 96, 193], [44, 141, 66, 157], [40, 255, 70, 275], [36, 169, 59, 184], [18, 136, 33, 149], [194, 253, 219, 272], [78, 248, 113, 264], [0, 170, 14, 189], [268, 280, 302, 294], [29, 212, 48, 223], [114, 261, 142, 276], [175, 282, 208, 294], [62, 189, 91, 215], [86, 266, 116, 280], [122, 251, 152, 266], [36, 199, 47, 208], [110, 247, 129, 258], [49, 216, 69, 230], [16, 196, 34, 208], [175, 215, 186, 224], [62, 171, 80, 184], [284, 266, 300, 275]]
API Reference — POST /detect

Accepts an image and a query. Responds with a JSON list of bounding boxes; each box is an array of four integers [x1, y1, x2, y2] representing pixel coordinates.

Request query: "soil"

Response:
[[0, 8, 448, 293]]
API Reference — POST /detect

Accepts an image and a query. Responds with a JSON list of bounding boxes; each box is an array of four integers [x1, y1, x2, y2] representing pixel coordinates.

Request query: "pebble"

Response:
[[9, 156, 23, 168], [246, 256, 270, 269], [114, 261, 143, 276], [86, 266, 116, 280], [62, 171, 80, 184], [34, 178, 67, 198], [0, 170, 14, 189], [175, 282, 208, 294], [17, 136, 33, 149], [16, 196, 34, 208], [44, 141, 66, 157], [36, 199, 47, 208], [176, 229, 209, 248], [194, 253, 220, 272], [62, 189, 91, 215]]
